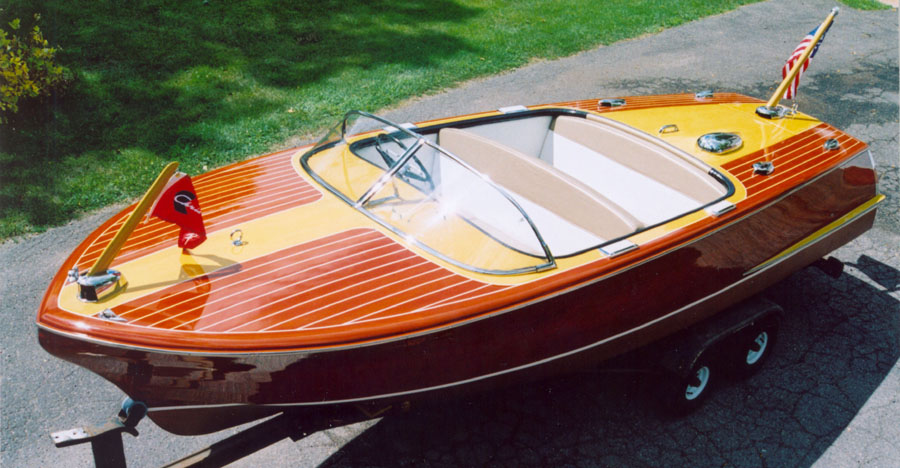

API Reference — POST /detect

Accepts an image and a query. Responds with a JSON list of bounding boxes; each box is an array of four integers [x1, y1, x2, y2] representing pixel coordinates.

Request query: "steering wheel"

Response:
[[374, 133, 434, 191], [374, 133, 405, 167]]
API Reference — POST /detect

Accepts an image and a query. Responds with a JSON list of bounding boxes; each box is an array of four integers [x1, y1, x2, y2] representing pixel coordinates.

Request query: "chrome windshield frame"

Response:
[[415, 137, 556, 272], [356, 138, 425, 207], [300, 110, 556, 275]]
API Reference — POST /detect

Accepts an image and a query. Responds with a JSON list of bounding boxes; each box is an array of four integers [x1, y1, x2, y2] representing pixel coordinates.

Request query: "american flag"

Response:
[[781, 24, 832, 100]]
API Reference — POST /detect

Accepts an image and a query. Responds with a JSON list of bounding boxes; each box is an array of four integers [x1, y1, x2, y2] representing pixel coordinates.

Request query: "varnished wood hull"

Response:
[[38, 155, 878, 434]]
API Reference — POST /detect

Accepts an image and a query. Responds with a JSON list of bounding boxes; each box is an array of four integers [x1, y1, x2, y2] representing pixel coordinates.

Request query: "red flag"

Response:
[[149, 173, 207, 249], [781, 23, 831, 100]]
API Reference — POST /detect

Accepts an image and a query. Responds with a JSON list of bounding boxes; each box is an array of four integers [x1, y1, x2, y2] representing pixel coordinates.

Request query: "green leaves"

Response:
[[0, 14, 69, 119]]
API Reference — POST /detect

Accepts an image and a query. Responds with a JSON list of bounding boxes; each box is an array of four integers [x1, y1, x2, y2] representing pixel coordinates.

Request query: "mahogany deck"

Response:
[[115, 228, 502, 333], [36, 93, 881, 435], [39, 93, 870, 353], [722, 123, 867, 204], [73, 148, 321, 271], [554, 92, 761, 113]]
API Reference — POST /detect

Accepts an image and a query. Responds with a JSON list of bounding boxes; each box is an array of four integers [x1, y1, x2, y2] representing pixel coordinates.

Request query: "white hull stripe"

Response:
[[145, 198, 880, 413]]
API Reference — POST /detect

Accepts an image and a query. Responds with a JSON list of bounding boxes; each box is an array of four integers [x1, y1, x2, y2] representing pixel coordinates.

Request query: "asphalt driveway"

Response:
[[1, 0, 897, 466]]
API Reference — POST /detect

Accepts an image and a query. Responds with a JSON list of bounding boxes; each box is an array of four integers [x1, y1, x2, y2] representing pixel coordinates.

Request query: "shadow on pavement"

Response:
[[318, 258, 899, 467]]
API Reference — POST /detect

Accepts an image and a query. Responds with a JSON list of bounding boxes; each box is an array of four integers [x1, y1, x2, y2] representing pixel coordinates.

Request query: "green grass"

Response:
[[0, 0, 770, 239], [838, 0, 893, 10]]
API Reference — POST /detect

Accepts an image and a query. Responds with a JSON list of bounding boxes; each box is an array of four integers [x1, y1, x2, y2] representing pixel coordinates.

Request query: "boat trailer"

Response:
[[49, 400, 385, 468], [47, 292, 795, 467]]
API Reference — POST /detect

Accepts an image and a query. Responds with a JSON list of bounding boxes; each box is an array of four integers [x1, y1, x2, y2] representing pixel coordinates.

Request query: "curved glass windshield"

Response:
[[301, 111, 555, 275]]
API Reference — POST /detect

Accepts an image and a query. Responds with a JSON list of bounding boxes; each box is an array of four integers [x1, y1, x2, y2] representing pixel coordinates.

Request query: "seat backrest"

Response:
[[552, 116, 726, 202], [438, 127, 641, 240]]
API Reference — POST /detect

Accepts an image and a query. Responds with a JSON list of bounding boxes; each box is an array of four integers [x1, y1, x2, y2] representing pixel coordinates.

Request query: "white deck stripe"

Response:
[[194, 161, 295, 193], [81, 185, 320, 257], [725, 126, 828, 175], [277, 268, 453, 331], [730, 129, 842, 180], [192, 151, 293, 189], [78, 152, 296, 249], [231, 260, 437, 332], [415, 284, 495, 310], [744, 139, 859, 193], [195, 171, 302, 205], [739, 133, 848, 182], [163, 242, 405, 330], [79, 190, 322, 263], [346, 279, 476, 325], [122, 231, 380, 322]]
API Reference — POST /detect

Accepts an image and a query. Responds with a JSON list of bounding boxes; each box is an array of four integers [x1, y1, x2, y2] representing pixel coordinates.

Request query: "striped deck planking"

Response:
[[722, 123, 866, 206], [74, 148, 321, 270], [556, 92, 762, 113], [113, 228, 504, 333], [76, 94, 865, 335], [72, 92, 762, 272]]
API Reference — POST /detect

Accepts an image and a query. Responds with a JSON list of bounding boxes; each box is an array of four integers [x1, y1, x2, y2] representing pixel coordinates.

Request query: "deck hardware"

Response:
[[230, 229, 245, 246], [76, 270, 126, 303], [67, 267, 80, 284], [698, 132, 743, 154], [755, 103, 798, 120], [705, 200, 736, 217], [824, 139, 840, 150], [753, 161, 775, 175], [755, 105, 781, 119], [599, 239, 638, 258], [97, 308, 127, 323], [599, 98, 626, 108], [658, 124, 679, 135], [498, 105, 528, 114], [695, 90, 714, 99]]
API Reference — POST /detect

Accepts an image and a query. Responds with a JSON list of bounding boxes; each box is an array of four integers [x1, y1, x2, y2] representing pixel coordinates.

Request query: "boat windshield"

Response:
[[300, 111, 555, 275]]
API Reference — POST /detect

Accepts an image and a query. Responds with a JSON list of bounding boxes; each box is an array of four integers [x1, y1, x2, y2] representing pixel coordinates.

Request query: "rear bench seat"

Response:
[[438, 127, 641, 243], [542, 116, 727, 226]]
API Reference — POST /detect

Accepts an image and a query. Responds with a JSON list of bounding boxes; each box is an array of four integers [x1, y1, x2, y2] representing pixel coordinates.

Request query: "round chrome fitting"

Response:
[[698, 132, 743, 154]]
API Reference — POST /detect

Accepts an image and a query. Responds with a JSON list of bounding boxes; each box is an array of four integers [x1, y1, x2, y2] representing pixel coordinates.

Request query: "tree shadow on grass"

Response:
[[0, 0, 480, 235]]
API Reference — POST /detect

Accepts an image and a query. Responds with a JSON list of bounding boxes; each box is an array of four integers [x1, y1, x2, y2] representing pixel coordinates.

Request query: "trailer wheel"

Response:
[[684, 364, 711, 401], [661, 356, 715, 415], [732, 317, 779, 379]]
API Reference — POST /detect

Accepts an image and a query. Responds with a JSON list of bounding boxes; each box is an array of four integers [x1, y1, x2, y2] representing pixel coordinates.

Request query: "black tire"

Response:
[[730, 317, 779, 379], [658, 355, 716, 416]]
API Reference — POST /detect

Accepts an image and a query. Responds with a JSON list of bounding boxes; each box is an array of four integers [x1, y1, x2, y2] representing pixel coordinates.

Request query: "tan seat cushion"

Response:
[[438, 127, 640, 240], [554, 116, 726, 202]]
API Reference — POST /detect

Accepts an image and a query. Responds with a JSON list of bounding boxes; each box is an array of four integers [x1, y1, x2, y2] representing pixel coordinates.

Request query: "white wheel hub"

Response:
[[684, 366, 710, 401], [746, 331, 769, 365]]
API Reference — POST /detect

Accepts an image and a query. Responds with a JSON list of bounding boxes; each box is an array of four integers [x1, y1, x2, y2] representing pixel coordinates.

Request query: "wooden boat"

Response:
[[37, 90, 883, 435]]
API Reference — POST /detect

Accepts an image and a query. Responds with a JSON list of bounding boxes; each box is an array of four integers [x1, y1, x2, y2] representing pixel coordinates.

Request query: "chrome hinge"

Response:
[[600, 239, 638, 258]]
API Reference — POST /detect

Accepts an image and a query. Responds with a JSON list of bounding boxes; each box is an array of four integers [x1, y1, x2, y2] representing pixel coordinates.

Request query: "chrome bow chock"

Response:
[[67, 267, 127, 303]]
